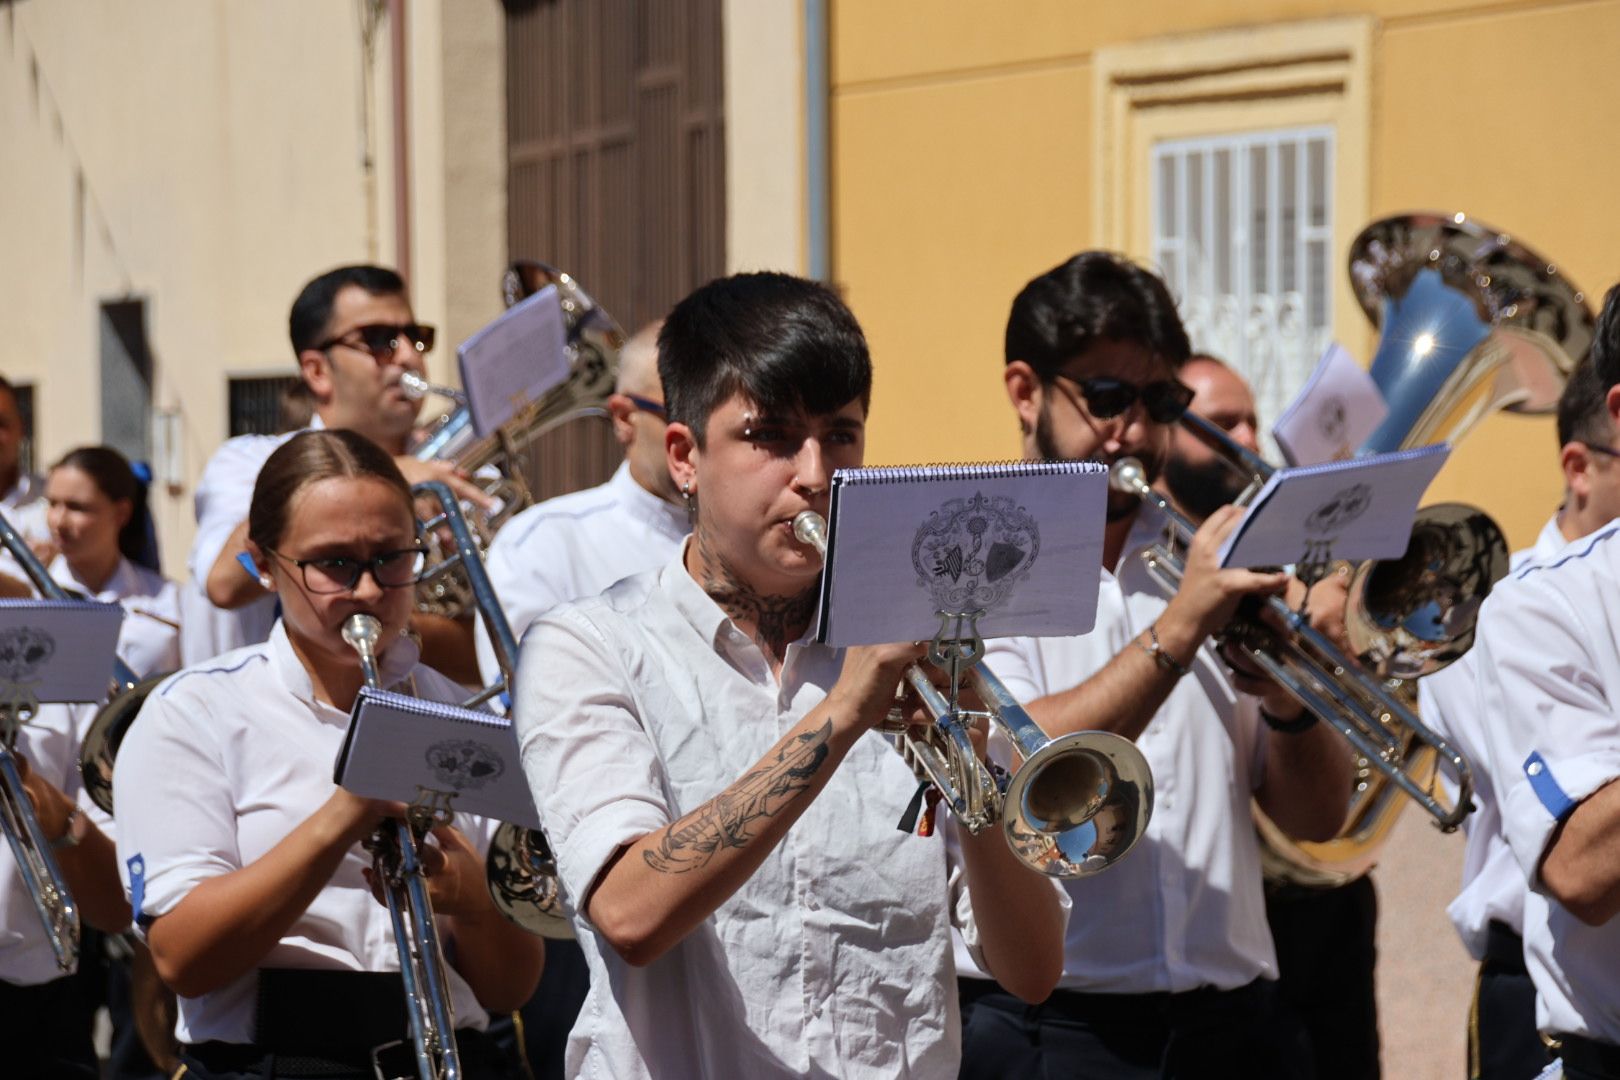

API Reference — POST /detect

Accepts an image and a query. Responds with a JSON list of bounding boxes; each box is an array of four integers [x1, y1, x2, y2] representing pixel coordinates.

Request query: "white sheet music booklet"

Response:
[[334, 687, 542, 829], [0, 599, 124, 716], [1217, 444, 1450, 570], [1271, 342, 1389, 466], [456, 282, 571, 439], [811, 461, 1109, 647]]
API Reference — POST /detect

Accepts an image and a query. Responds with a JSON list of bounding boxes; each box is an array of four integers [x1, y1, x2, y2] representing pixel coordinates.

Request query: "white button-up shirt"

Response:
[[1474, 522, 1620, 1042], [0, 556, 178, 984], [0, 473, 50, 581], [1418, 514, 1565, 958], [113, 621, 495, 1046], [475, 462, 687, 684], [959, 502, 1274, 994], [181, 430, 302, 666], [514, 546, 1013, 1079]]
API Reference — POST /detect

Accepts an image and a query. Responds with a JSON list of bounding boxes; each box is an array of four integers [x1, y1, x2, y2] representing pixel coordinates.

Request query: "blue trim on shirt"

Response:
[[159, 653, 270, 696], [1514, 523, 1620, 581], [1524, 750, 1578, 821]]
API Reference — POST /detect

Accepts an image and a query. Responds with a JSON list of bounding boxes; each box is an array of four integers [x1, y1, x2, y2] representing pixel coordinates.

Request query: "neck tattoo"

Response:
[[694, 526, 817, 659]]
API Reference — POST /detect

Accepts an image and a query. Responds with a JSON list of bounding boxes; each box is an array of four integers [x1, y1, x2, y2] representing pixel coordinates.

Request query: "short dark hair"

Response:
[[49, 446, 157, 570], [249, 430, 412, 553], [657, 272, 872, 443], [1005, 252, 1191, 379], [288, 265, 407, 356], [1591, 283, 1620, 392], [1557, 357, 1613, 447]]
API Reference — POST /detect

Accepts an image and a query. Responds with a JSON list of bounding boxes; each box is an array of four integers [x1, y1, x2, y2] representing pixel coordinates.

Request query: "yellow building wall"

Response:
[[831, 0, 1620, 549]]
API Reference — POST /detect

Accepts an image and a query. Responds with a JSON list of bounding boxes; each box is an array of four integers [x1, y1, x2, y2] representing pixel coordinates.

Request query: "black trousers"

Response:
[[958, 976, 1307, 1079], [489, 936, 590, 1080], [1468, 921, 1547, 1080], [0, 969, 102, 1079], [1559, 1034, 1620, 1080], [1266, 874, 1380, 1080]]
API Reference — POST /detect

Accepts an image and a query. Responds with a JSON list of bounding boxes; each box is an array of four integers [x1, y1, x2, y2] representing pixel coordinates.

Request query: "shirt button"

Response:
[[804, 894, 820, 911]]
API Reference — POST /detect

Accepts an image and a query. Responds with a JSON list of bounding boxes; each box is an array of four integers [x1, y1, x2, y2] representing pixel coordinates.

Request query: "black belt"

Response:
[[1482, 919, 1528, 977], [961, 974, 1274, 1025], [184, 1033, 499, 1079], [1557, 1032, 1620, 1079]]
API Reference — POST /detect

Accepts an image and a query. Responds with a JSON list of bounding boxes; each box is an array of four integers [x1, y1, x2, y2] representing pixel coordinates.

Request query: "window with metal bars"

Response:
[[228, 376, 307, 437], [1151, 127, 1334, 456]]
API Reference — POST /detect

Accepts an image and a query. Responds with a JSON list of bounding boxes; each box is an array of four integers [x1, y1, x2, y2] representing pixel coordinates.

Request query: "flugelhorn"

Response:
[[342, 612, 464, 1080], [792, 510, 1153, 878]]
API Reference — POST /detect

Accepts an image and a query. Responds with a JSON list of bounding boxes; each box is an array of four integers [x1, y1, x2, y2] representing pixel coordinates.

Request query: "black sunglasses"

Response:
[[318, 323, 437, 364], [264, 547, 427, 595], [1056, 375, 1195, 424]]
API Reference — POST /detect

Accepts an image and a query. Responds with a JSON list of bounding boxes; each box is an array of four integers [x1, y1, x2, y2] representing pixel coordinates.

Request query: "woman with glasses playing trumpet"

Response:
[[1, 445, 175, 1077], [114, 430, 540, 1079]]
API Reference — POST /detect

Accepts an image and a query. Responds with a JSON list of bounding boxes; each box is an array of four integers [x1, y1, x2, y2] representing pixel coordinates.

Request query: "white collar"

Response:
[[608, 461, 688, 542], [48, 553, 141, 601], [267, 618, 421, 712]]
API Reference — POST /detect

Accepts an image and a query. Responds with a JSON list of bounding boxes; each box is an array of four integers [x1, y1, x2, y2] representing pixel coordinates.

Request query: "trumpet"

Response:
[[791, 511, 1153, 878], [1108, 448, 1481, 834], [411, 480, 575, 938], [342, 613, 464, 1080]]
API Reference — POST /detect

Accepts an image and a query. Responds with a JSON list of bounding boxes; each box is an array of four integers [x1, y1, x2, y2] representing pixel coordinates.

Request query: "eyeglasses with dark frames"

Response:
[[623, 393, 667, 419], [317, 323, 437, 365], [1054, 375, 1196, 424], [264, 547, 428, 595], [1579, 440, 1620, 460]]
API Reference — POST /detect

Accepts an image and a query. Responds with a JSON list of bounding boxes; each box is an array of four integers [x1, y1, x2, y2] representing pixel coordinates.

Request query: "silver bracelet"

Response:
[[1134, 624, 1190, 678]]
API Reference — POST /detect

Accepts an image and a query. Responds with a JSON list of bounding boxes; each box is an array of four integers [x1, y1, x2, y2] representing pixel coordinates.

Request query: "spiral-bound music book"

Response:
[[334, 688, 542, 829], [457, 282, 570, 439], [812, 461, 1109, 647], [0, 599, 124, 706]]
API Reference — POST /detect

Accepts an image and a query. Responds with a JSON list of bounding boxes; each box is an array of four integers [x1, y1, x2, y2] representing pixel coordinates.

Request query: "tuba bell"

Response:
[[1255, 211, 1593, 886]]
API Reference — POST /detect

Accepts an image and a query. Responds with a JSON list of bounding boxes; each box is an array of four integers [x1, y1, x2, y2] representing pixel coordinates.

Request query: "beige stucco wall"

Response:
[[0, 1, 512, 581], [831, 0, 1620, 551]]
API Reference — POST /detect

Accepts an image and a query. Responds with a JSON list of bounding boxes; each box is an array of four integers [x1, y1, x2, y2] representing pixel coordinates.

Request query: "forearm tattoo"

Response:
[[643, 721, 832, 874], [694, 525, 818, 659]]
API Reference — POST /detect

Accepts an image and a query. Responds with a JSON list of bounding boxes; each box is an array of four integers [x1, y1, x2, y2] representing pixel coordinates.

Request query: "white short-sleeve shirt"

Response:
[[180, 431, 301, 666], [113, 621, 496, 1046], [0, 555, 180, 984], [0, 473, 50, 581], [1418, 514, 1566, 958], [512, 546, 1034, 1078], [957, 502, 1275, 994], [1473, 522, 1620, 1042], [474, 461, 687, 684]]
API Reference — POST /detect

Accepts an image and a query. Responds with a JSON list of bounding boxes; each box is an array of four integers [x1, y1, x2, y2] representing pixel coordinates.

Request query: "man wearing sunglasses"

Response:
[[471, 321, 687, 1080], [181, 264, 487, 665], [954, 252, 1350, 1079]]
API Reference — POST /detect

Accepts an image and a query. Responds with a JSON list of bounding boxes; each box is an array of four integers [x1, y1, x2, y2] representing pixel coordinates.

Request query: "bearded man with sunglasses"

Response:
[[954, 252, 1350, 1079], [180, 264, 487, 665]]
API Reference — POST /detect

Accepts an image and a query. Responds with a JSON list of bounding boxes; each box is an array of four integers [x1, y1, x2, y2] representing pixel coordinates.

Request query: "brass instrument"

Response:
[[0, 714, 79, 972], [342, 612, 465, 1080], [412, 481, 574, 939], [792, 510, 1154, 878], [411, 261, 623, 619]]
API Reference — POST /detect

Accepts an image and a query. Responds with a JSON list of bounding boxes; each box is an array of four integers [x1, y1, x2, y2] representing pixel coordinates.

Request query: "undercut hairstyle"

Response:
[[1592, 282, 1620, 392], [288, 265, 407, 356], [50, 446, 158, 570], [248, 430, 413, 553], [1005, 252, 1192, 379], [657, 272, 873, 444], [1557, 357, 1614, 448]]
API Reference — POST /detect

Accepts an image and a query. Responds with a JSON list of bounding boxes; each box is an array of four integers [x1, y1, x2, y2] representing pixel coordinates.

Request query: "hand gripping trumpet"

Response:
[[1107, 453, 1477, 832], [341, 613, 463, 1080], [0, 707, 79, 973], [791, 510, 1153, 878]]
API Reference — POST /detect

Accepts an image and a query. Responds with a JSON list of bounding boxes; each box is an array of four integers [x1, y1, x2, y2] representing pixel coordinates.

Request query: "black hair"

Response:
[[1005, 252, 1191, 379], [288, 265, 407, 356], [657, 272, 873, 444], [249, 430, 413, 553], [1591, 283, 1620, 392], [1557, 356, 1613, 448], [50, 446, 159, 571]]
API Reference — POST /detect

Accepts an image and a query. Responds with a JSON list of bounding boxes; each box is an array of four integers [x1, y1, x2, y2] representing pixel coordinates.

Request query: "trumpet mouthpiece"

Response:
[[342, 614, 383, 652], [791, 511, 828, 556], [398, 371, 431, 401], [1109, 457, 1148, 495]]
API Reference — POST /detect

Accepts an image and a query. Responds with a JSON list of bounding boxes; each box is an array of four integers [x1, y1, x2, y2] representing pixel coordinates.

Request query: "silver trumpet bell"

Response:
[[792, 510, 1153, 878]]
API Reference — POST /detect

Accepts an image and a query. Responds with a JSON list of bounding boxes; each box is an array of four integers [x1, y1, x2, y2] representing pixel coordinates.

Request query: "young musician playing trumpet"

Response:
[[512, 271, 1068, 1077], [114, 430, 541, 1079]]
